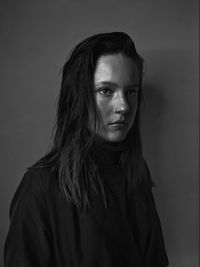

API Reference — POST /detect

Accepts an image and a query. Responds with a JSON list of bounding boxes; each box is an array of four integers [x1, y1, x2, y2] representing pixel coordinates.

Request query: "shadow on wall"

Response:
[[141, 79, 171, 230], [141, 73, 174, 266], [141, 47, 196, 181], [140, 48, 198, 266], [141, 81, 166, 176]]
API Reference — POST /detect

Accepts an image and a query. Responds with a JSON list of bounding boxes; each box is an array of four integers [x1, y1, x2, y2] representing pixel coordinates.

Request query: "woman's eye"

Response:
[[127, 89, 138, 96], [99, 88, 112, 96]]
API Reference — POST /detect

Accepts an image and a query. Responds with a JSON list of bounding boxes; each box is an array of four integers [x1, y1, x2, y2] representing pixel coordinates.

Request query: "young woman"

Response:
[[4, 32, 169, 267]]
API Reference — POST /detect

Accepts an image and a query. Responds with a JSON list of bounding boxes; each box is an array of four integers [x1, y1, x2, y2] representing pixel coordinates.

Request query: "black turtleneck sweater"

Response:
[[4, 138, 169, 267]]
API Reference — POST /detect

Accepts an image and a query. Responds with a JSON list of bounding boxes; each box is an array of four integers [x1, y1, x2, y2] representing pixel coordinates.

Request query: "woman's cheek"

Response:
[[96, 97, 111, 122]]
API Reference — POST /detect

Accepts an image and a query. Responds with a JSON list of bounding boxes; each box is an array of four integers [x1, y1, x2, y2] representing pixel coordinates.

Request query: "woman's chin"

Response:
[[99, 131, 128, 143]]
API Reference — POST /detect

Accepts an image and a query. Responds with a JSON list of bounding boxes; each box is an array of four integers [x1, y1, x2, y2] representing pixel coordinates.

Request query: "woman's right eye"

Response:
[[98, 88, 112, 96]]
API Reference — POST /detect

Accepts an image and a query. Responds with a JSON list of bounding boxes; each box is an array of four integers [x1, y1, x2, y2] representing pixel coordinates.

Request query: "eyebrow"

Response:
[[95, 81, 139, 87]]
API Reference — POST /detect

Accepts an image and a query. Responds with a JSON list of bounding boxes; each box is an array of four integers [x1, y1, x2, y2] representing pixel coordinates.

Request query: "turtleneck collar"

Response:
[[90, 135, 127, 166]]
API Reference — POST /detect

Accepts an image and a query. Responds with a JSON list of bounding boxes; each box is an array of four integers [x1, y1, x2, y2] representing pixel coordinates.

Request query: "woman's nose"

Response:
[[114, 93, 129, 114]]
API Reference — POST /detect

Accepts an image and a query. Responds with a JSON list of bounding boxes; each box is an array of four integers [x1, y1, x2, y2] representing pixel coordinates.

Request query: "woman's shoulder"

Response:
[[25, 165, 58, 185], [9, 166, 59, 220], [20, 165, 59, 196]]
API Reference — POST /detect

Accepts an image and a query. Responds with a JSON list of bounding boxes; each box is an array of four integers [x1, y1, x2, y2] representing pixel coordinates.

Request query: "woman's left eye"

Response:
[[126, 89, 138, 96]]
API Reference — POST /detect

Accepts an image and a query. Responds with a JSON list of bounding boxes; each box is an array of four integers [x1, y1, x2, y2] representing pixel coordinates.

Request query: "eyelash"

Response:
[[98, 88, 138, 97], [99, 88, 113, 96]]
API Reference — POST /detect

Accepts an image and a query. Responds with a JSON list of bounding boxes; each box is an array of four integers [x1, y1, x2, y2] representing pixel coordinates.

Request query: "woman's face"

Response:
[[93, 53, 139, 142]]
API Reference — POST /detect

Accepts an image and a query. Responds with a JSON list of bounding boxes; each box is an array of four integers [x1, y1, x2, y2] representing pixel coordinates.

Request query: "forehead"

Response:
[[94, 54, 139, 86]]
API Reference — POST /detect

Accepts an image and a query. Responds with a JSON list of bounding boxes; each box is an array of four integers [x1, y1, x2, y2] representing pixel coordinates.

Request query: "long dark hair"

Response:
[[30, 32, 153, 210]]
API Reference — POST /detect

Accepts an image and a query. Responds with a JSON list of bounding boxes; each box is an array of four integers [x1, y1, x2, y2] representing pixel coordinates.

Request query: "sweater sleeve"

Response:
[[4, 169, 55, 267]]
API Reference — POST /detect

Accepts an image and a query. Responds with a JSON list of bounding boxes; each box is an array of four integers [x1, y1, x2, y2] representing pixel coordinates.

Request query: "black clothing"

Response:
[[4, 139, 169, 267]]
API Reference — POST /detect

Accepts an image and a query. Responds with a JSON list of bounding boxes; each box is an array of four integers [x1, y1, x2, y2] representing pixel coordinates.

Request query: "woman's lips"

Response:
[[108, 121, 128, 129]]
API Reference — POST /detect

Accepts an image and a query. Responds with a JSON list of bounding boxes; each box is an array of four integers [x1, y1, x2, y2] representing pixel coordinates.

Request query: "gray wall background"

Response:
[[0, 0, 199, 266]]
